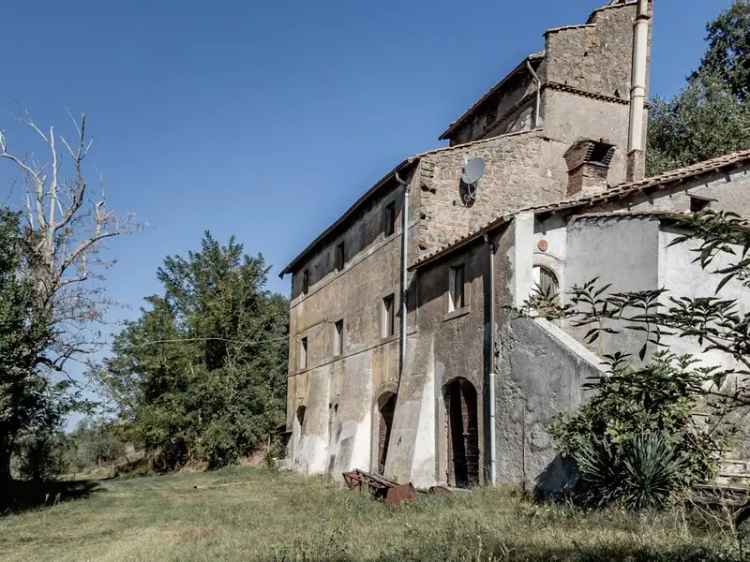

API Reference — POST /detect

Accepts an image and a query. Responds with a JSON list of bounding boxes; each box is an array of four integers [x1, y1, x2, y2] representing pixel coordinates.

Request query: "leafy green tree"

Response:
[[0, 210, 56, 485], [647, 1, 750, 176], [95, 233, 288, 470], [693, 0, 750, 101], [647, 73, 750, 176]]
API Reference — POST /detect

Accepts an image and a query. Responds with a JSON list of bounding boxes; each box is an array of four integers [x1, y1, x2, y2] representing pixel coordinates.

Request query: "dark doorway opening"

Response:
[[377, 393, 397, 474], [445, 379, 479, 488], [296, 406, 306, 436]]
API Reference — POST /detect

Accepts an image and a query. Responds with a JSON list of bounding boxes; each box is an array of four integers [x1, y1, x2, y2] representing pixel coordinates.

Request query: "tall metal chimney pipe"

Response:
[[627, 0, 651, 181]]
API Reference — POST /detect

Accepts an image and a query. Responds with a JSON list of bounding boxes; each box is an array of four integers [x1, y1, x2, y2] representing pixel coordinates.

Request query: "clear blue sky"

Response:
[[0, 0, 734, 333]]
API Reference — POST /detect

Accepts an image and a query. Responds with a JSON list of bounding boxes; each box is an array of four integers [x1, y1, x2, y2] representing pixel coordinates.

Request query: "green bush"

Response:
[[13, 430, 66, 482], [550, 352, 727, 509]]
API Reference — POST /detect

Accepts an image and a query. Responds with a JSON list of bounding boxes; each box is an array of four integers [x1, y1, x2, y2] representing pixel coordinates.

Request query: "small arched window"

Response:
[[533, 265, 559, 298]]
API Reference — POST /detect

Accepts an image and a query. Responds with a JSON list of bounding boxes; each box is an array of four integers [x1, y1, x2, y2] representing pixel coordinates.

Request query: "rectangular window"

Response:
[[302, 270, 310, 294], [299, 337, 308, 370], [335, 242, 345, 271], [334, 319, 344, 356], [449, 265, 466, 312], [382, 294, 395, 338], [384, 202, 396, 237]]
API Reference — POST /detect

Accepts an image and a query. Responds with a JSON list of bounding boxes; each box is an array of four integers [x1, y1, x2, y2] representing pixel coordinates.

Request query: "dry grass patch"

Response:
[[0, 467, 743, 561]]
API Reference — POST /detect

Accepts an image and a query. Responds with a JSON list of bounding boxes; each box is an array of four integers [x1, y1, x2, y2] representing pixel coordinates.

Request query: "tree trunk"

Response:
[[0, 435, 13, 509], [0, 435, 12, 485]]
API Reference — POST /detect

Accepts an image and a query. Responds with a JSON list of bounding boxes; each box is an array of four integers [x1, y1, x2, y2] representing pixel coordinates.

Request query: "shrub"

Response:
[[13, 430, 66, 481], [550, 352, 728, 509]]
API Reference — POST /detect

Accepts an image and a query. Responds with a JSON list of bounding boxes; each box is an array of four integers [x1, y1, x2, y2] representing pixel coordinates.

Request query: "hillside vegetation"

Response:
[[0, 467, 743, 562]]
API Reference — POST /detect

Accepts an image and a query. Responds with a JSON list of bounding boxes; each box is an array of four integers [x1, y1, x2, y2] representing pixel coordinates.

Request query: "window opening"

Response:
[[449, 265, 466, 312], [299, 337, 308, 370], [334, 319, 344, 356], [335, 242, 345, 271], [382, 294, 395, 337], [384, 202, 396, 237]]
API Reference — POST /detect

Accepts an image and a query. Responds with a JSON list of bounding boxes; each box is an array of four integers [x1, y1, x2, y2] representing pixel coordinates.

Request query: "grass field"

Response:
[[0, 467, 743, 562]]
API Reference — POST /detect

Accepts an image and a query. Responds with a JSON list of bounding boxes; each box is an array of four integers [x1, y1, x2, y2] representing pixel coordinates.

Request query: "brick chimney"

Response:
[[564, 139, 616, 197]]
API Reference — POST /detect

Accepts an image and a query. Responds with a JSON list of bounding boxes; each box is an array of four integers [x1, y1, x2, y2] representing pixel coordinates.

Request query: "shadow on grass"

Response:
[[0, 478, 104, 515]]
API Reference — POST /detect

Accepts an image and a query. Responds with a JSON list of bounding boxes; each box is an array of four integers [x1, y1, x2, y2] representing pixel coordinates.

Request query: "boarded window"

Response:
[[449, 265, 466, 312], [384, 202, 396, 237], [382, 294, 395, 338], [335, 242, 345, 271], [302, 270, 310, 294], [334, 319, 344, 356], [299, 337, 308, 370]]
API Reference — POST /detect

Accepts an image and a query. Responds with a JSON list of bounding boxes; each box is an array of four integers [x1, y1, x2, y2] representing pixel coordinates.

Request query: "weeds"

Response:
[[0, 467, 745, 561]]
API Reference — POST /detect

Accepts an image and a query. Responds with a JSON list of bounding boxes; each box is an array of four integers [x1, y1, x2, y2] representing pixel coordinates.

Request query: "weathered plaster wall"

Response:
[[387, 236, 490, 486], [623, 168, 750, 215], [493, 220, 602, 493], [564, 215, 660, 359], [499, 318, 602, 494], [659, 225, 750, 369], [286, 170, 420, 477], [544, 90, 632, 186]]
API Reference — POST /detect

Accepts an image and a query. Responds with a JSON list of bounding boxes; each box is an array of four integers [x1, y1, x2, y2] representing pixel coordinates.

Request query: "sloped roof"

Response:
[[412, 149, 750, 269], [279, 158, 416, 277], [278, 129, 546, 277], [438, 52, 544, 141]]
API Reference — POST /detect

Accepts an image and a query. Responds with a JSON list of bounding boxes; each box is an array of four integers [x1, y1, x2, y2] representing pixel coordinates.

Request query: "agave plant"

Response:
[[573, 432, 685, 510], [620, 432, 685, 510]]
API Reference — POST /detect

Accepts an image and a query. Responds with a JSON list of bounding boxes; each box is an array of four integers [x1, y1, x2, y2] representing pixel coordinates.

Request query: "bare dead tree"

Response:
[[0, 113, 132, 374]]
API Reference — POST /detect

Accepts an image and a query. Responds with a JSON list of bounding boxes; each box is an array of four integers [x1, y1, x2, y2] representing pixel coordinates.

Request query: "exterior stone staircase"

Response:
[[715, 459, 750, 490]]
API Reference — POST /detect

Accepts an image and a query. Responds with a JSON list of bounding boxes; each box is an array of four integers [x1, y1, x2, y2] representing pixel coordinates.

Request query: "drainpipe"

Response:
[[484, 233, 497, 485], [627, 0, 650, 181], [525, 60, 542, 129], [395, 171, 409, 373]]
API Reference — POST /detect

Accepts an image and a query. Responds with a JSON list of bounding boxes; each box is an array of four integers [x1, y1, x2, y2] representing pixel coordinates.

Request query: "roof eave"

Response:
[[279, 158, 418, 278], [438, 54, 543, 141]]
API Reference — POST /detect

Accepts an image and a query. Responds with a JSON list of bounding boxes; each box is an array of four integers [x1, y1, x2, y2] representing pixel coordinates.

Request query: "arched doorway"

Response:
[[444, 379, 479, 488], [376, 393, 397, 474]]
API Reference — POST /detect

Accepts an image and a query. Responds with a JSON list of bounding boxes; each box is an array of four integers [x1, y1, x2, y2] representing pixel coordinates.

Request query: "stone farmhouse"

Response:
[[279, 0, 750, 492]]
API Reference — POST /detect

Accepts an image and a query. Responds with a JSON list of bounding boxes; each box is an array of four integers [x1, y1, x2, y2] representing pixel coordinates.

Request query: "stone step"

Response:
[[721, 459, 750, 474]]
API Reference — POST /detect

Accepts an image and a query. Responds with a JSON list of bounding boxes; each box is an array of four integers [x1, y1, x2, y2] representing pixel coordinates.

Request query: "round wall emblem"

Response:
[[537, 239, 548, 252]]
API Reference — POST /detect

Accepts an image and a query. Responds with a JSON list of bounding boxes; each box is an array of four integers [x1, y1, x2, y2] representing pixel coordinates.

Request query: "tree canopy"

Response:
[[95, 232, 288, 470], [647, 1, 750, 176]]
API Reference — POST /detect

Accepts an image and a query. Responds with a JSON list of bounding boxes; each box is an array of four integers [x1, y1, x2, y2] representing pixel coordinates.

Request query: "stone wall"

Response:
[[544, 2, 644, 101], [450, 63, 541, 146], [417, 131, 569, 258]]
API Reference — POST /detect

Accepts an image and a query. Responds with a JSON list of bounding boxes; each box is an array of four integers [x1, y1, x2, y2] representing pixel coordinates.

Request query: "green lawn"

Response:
[[0, 467, 742, 561]]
